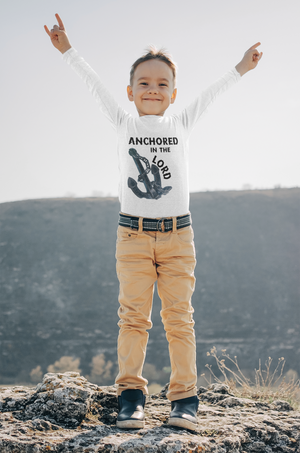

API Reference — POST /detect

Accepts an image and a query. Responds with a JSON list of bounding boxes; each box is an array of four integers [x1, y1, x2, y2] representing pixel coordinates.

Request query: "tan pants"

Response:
[[115, 216, 197, 401]]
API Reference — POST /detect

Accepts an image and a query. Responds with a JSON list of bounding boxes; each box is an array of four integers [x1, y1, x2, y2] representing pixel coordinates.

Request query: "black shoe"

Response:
[[168, 395, 199, 430], [116, 389, 146, 429]]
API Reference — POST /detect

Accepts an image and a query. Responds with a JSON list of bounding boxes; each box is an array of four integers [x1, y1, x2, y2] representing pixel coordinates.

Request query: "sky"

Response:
[[0, 0, 299, 204]]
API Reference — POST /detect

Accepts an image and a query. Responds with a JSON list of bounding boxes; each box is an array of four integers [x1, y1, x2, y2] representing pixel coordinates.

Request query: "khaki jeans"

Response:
[[115, 218, 197, 401]]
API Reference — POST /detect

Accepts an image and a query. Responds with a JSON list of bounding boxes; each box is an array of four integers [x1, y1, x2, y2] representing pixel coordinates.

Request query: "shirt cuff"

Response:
[[61, 47, 77, 61], [232, 66, 242, 80]]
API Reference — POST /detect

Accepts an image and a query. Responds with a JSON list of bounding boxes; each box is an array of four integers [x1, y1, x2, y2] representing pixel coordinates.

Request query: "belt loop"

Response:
[[172, 216, 177, 233], [138, 216, 143, 233]]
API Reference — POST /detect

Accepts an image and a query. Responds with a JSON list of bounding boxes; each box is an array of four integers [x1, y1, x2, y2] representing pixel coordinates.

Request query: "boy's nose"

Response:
[[147, 86, 159, 94]]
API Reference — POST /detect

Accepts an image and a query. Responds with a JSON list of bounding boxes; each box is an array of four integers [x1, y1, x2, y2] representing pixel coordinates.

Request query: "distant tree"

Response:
[[30, 365, 43, 384], [143, 363, 171, 386], [47, 356, 81, 374], [86, 353, 113, 385]]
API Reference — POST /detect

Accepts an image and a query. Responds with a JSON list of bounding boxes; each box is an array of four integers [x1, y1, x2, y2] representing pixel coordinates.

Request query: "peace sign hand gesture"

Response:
[[235, 42, 263, 77], [44, 13, 72, 54]]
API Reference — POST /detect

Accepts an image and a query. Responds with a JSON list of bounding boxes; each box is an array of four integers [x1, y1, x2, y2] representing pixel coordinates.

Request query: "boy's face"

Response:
[[127, 59, 177, 117]]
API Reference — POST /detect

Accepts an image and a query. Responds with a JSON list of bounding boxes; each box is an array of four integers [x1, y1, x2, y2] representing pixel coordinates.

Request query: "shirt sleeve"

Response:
[[177, 67, 241, 137], [61, 47, 127, 130]]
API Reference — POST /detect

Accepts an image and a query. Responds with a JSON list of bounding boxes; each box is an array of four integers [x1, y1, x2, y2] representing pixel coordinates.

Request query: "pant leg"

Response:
[[115, 225, 157, 396], [156, 225, 197, 401]]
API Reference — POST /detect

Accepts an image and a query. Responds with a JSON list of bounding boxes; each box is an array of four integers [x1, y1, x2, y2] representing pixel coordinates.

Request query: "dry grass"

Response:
[[202, 347, 300, 409]]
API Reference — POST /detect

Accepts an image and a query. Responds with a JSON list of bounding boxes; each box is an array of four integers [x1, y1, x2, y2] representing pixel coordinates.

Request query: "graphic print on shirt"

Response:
[[127, 148, 172, 200]]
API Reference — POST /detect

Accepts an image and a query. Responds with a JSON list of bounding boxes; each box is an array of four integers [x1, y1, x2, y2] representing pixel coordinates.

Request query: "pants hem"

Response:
[[116, 387, 149, 397], [167, 387, 198, 402]]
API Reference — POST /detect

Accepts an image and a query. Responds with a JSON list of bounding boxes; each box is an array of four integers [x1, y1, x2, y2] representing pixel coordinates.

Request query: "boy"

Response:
[[44, 13, 262, 430]]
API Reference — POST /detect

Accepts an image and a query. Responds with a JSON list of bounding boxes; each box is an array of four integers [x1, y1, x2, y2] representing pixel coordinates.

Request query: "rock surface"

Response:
[[0, 373, 299, 452]]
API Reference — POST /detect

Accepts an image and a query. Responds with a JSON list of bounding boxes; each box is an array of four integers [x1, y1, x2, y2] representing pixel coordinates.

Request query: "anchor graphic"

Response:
[[127, 148, 172, 200]]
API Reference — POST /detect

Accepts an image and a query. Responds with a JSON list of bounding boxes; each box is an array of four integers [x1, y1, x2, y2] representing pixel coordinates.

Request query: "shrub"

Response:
[[203, 346, 300, 409]]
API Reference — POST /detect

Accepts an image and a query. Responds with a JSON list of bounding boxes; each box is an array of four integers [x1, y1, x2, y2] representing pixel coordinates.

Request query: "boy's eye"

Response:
[[139, 82, 167, 86]]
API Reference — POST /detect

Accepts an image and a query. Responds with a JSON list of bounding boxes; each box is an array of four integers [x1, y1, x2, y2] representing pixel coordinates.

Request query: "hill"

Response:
[[0, 188, 299, 385]]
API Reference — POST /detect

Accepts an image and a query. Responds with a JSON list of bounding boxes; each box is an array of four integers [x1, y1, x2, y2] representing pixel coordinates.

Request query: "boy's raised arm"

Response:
[[178, 42, 263, 137], [44, 14, 126, 130]]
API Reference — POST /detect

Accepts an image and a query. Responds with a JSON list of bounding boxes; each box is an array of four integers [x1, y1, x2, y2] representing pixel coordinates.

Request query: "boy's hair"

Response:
[[129, 45, 177, 87]]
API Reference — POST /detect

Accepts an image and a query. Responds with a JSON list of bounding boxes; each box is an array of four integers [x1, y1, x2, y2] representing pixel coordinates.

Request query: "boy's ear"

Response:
[[127, 85, 134, 102], [171, 88, 177, 104]]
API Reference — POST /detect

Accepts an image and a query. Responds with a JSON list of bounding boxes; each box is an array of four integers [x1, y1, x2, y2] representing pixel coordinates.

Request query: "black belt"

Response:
[[119, 213, 191, 232]]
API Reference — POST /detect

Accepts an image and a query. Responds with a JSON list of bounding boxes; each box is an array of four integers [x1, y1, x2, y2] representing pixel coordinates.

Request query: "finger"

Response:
[[44, 25, 51, 36], [50, 26, 64, 35], [249, 42, 261, 50], [55, 13, 65, 30]]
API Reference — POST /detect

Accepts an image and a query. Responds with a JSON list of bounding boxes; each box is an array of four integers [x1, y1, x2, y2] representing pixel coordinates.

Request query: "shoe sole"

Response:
[[116, 419, 145, 429], [168, 417, 198, 431]]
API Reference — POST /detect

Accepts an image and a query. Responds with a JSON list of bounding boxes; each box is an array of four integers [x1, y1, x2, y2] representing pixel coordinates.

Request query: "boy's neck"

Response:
[[138, 112, 166, 118]]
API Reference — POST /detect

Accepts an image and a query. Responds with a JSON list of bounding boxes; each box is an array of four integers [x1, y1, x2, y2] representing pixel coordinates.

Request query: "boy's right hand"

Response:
[[44, 13, 72, 54]]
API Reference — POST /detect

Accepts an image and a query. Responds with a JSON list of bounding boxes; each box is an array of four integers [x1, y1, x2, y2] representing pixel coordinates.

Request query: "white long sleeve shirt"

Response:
[[62, 47, 241, 218]]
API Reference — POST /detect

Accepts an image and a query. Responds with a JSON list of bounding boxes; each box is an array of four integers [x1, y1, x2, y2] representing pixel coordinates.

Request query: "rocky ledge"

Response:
[[0, 372, 299, 452]]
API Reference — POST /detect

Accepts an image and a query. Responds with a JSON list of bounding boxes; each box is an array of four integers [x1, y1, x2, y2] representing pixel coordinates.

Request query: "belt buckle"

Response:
[[157, 218, 166, 232]]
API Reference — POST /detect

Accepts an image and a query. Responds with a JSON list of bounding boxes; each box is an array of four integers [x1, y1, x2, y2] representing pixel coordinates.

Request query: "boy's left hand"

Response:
[[235, 42, 263, 76]]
